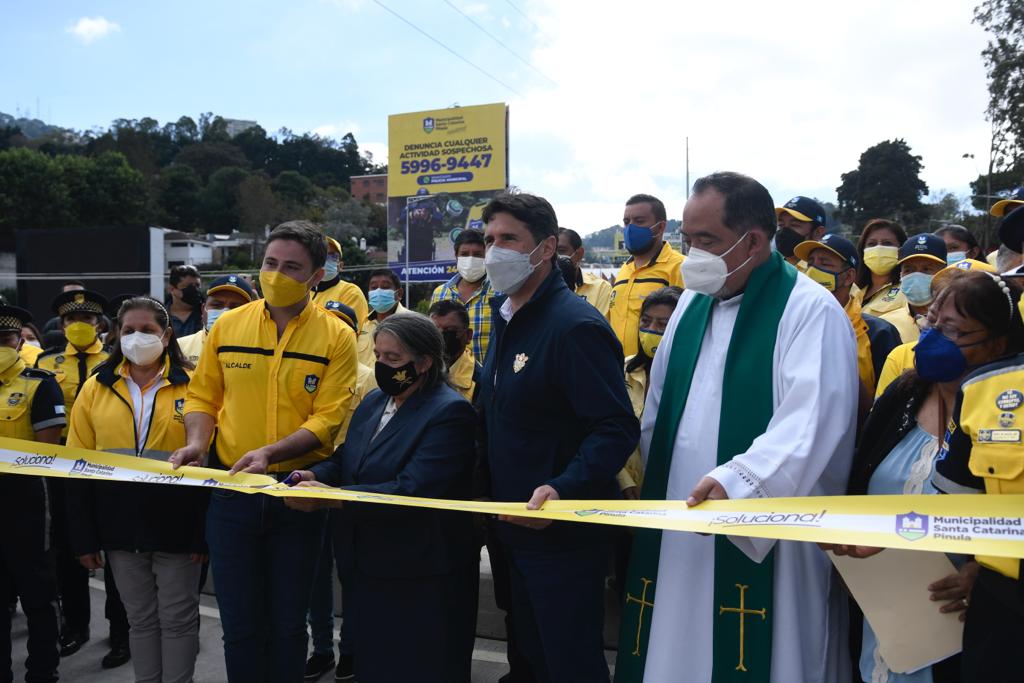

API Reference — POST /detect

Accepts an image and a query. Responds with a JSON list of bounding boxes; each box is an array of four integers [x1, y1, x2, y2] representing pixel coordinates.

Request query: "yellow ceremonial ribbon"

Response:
[[1, 436, 1022, 559]]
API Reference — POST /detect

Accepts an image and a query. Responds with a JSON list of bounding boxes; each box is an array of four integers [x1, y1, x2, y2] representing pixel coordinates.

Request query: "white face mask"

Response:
[[24, 340, 41, 349], [120, 332, 166, 366], [680, 233, 753, 297], [205, 307, 226, 332], [457, 256, 486, 283], [484, 243, 542, 294]]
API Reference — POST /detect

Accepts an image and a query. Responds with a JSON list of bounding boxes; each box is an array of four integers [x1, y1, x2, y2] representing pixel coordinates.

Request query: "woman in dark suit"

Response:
[[285, 312, 478, 683]]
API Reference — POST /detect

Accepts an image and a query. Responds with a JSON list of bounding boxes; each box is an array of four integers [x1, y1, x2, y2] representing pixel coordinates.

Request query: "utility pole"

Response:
[[685, 136, 690, 199]]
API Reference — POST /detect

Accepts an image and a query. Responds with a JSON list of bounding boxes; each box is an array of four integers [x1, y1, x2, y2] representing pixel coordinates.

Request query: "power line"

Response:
[[443, 0, 557, 86], [504, 0, 541, 33], [370, 0, 524, 97]]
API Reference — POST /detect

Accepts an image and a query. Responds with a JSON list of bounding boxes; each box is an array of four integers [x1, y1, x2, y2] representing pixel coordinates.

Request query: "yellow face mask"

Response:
[[65, 321, 98, 348], [805, 265, 840, 292], [0, 346, 21, 374], [638, 329, 663, 359], [259, 270, 314, 308], [862, 245, 899, 276]]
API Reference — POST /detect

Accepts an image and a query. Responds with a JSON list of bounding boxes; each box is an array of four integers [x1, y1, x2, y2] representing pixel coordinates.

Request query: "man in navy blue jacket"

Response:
[[478, 193, 640, 683]]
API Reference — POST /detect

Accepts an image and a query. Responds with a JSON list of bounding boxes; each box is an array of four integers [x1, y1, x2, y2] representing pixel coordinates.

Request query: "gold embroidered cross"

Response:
[[625, 577, 654, 656], [718, 583, 766, 672]]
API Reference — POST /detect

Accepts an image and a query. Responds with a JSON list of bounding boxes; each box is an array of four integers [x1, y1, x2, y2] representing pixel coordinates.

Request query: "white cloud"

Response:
[[360, 141, 388, 165], [311, 119, 362, 138], [66, 16, 121, 45], [504, 0, 990, 233]]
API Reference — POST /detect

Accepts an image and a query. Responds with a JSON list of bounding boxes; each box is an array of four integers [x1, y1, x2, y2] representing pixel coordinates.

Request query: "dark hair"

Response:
[[482, 192, 559, 262], [21, 321, 42, 342], [267, 220, 328, 271], [855, 219, 909, 289], [626, 194, 667, 223], [168, 265, 200, 287], [936, 271, 1024, 354], [691, 172, 777, 237], [368, 269, 401, 290], [374, 312, 447, 391], [427, 300, 470, 330], [934, 225, 980, 253], [556, 255, 580, 291], [626, 286, 684, 372], [559, 227, 583, 251], [102, 297, 194, 373], [453, 229, 485, 254]]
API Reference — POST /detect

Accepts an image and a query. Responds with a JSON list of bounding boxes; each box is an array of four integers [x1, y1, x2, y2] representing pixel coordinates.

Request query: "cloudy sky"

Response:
[[1, 1, 993, 233]]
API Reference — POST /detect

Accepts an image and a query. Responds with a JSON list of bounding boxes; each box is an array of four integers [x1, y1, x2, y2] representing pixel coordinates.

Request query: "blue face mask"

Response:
[[900, 271, 934, 307], [368, 288, 397, 313], [914, 327, 967, 382], [946, 251, 967, 265], [323, 258, 340, 281], [623, 222, 659, 254]]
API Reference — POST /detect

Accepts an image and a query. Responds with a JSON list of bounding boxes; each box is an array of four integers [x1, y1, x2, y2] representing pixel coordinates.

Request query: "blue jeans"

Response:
[[206, 489, 326, 683]]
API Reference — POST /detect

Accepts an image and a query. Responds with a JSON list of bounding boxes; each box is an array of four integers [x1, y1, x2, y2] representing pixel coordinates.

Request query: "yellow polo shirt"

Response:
[[177, 330, 206, 365], [860, 284, 920, 344], [578, 271, 612, 316], [185, 298, 357, 472], [608, 242, 685, 357], [876, 341, 917, 397], [335, 362, 377, 446], [357, 303, 408, 367], [448, 346, 478, 403], [616, 357, 648, 491], [313, 279, 369, 332], [35, 340, 109, 437]]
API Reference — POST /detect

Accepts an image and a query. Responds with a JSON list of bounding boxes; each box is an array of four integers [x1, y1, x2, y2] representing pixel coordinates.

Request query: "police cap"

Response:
[[51, 289, 108, 318]]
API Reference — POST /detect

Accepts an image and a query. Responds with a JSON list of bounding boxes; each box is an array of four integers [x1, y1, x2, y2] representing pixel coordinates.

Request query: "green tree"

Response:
[[173, 142, 250, 183], [200, 166, 249, 232], [836, 139, 930, 230], [237, 174, 286, 232], [0, 148, 73, 230], [974, 0, 1024, 163], [272, 170, 314, 206], [156, 164, 203, 230], [75, 151, 147, 225]]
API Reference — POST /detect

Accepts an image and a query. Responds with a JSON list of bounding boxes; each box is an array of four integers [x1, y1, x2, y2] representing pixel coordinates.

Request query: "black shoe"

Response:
[[59, 630, 90, 657], [304, 652, 335, 681], [101, 637, 131, 669], [334, 654, 354, 681]]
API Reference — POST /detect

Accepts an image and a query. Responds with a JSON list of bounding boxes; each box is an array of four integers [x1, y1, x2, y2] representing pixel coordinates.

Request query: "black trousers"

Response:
[[961, 566, 1024, 682], [486, 536, 535, 683], [0, 475, 59, 683], [45, 479, 128, 638]]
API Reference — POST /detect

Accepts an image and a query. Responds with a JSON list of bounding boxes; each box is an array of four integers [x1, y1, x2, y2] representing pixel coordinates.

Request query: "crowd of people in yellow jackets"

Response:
[[0, 183, 1022, 683]]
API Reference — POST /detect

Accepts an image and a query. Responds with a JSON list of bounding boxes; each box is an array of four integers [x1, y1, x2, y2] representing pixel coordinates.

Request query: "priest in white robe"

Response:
[[615, 172, 858, 683]]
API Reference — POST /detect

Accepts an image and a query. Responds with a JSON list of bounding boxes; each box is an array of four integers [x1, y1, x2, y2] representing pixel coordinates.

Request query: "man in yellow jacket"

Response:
[[170, 220, 357, 682], [176, 274, 256, 364], [608, 194, 685, 356], [794, 234, 901, 399], [312, 236, 369, 330]]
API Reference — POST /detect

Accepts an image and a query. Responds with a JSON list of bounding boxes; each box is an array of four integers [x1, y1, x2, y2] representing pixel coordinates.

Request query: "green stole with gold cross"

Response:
[[615, 251, 797, 682]]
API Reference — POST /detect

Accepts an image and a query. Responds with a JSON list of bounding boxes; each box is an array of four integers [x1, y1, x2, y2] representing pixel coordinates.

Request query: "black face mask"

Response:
[[181, 284, 203, 308], [773, 227, 806, 258], [441, 330, 465, 364], [374, 360, 420, 397]]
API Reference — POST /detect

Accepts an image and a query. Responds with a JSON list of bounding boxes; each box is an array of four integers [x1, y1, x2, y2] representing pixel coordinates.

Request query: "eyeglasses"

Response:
[[919, 319, 985, 342]]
